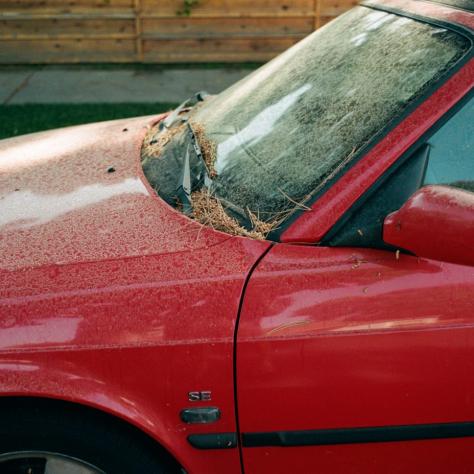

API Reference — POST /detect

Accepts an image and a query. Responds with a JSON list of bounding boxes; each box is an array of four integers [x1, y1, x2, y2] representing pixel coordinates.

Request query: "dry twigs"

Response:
[[191, 189, 279, 240]]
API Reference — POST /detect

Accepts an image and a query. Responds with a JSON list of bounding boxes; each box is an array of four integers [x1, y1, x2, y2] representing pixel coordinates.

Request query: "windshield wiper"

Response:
[[176, 144, 193, 215], [175, 122, 211, 214], [186, 122, 212, 187], [160, 90, 209, 131]]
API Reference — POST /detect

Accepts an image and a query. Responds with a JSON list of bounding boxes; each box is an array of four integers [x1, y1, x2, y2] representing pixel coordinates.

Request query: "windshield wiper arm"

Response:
[[176, 144, 193, 215], [175, 121, 212, 215], [160, 90, 209, 131], [186, 122, 212, 187]]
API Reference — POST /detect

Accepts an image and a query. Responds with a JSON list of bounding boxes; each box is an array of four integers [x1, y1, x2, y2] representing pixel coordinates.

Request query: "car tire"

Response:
[[0, 398, 182, 474]]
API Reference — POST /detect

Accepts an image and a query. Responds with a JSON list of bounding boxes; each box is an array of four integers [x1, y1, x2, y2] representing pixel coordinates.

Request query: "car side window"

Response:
[[322, 145, 430, 249], [424, 96, 474, 192], [322, 94, 473, 250]]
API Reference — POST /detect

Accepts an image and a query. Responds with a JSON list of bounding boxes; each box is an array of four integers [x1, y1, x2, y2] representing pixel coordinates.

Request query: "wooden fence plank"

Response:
[[0, 11, 135, 20], [141, 0, 314, 17], [320, 0, 359, 17], [0, 0, 357, 63], [143, 37, 302, 62], [0, 38, 135, 62], [0, 0, 133, 9], [0, 18, 135, 38], [319, 16, 337, 27], [142, 17, 313, 39]]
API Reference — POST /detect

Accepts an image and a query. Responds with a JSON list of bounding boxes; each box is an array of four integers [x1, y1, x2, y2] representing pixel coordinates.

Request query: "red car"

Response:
[[0, 0, 473, 472]]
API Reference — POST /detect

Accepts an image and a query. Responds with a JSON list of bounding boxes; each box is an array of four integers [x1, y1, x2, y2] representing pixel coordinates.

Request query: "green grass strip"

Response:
[[0, 103, 177, 140]]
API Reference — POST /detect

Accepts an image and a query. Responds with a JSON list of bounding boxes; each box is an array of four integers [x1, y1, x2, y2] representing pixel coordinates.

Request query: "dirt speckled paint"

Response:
[[0, 115, 230, 271], [0, 115, 270, 473]]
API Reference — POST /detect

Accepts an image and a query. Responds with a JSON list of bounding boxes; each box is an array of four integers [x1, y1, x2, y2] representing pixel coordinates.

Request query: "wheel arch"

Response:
[[0, 395, 184, 472]]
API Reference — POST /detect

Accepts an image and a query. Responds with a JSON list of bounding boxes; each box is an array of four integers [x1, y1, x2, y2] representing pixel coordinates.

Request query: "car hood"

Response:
[[0, 116, 228, 272]]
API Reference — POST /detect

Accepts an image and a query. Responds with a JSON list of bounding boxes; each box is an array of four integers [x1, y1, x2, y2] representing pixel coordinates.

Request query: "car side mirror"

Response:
[[383, 185, 474, 266]]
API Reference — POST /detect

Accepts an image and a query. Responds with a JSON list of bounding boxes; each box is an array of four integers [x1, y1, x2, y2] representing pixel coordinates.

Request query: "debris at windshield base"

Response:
[[141, 126, 277, 240], [191, 189, 276, 240], [192, 122, 217, 178], [142, 123, 182, 160]]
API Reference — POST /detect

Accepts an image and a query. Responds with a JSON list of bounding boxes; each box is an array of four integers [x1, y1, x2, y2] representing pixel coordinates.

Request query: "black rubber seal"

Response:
[[187, 433, 237, 449], [242, 421, 474, 448], [269, 3, 473, 242]]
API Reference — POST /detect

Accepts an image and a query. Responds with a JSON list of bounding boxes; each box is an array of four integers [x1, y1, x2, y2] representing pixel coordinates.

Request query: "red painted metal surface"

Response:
[[0, 116, 270, 473], [0, 0, 472, 472], [242, 440, 474, 474], [369, 0, 474, 29], [237, 243, 474, 473], [384, 185, 474, 266], [0, 115, 228, 270], [281, 58, 474, 244]]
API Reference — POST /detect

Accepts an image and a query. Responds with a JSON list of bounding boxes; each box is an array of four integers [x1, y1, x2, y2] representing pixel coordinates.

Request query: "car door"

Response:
[[236, 93, 474, 472]]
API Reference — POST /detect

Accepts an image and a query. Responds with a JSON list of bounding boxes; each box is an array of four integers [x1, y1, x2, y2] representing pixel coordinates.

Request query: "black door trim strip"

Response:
[[242, 421, 474, 448], [188, 433, 237, 449]]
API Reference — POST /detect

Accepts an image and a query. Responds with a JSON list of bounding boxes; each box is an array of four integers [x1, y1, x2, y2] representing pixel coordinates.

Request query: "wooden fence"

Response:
[[0, 0, 358, 63]]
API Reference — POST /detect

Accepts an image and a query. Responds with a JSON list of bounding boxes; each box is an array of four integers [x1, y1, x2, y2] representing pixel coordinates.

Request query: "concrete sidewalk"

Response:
[[0, 67, 253, 105]]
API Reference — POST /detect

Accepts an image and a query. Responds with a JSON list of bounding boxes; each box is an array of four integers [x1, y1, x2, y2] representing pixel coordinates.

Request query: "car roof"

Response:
[[427, 0, 474, 13], [363, 0, 474, 31]]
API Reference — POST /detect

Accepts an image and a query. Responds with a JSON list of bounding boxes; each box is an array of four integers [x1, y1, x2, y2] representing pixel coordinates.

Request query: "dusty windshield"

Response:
[[142, 6, 469, 239]]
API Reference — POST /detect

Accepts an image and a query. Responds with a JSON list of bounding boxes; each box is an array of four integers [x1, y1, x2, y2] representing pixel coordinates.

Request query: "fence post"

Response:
[[134, 0, 143, 62], [314, 0, 321, 30]]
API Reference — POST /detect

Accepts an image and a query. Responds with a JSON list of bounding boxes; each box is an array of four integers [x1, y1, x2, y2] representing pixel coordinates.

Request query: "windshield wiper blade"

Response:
[[175, 144, 193, 215], [160, 90, 209, 131], [186, 122, 212, 187], [175, 121, 212, 215]]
